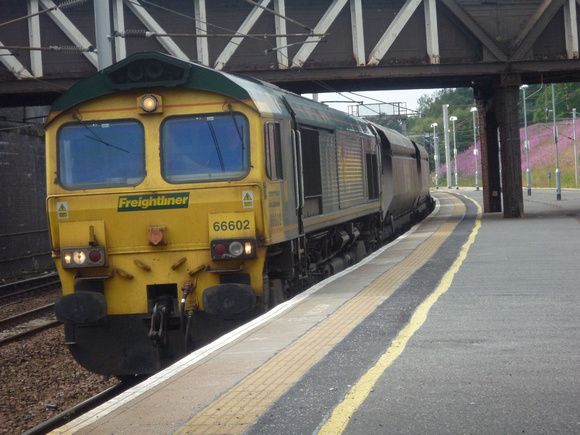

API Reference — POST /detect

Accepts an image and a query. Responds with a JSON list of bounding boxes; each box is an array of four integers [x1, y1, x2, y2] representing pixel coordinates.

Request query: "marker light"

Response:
[[141, 95, 159, 112], [214, 243, 226, 256], [88, 249, 102, 263]]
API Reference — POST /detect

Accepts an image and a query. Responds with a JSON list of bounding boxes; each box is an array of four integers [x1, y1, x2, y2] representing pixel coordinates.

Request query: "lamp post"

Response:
[[521, 84, 531, 196], [450, 115, 458, 189], [470, 107, 479, 190], [574, 108, 578, 188], [431, 122, 439, 188], [552, 83, 561, 200], [443, 104, 452, 188]]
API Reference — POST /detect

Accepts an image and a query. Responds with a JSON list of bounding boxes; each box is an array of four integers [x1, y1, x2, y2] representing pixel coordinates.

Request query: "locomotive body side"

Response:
[[271, 92, 383, 280]]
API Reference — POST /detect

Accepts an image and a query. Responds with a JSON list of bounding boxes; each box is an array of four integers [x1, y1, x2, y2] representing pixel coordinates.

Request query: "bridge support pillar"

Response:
[[475, 83, 502, 213], [474, 76, 524, 217], [496, 75, 524, 218]]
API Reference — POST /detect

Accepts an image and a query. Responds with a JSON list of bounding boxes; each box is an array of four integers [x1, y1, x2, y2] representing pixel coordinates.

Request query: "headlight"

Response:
[[228, 241, 244, 256], [72, 250, 87, 265], [138, 94, 162, 114], [211, 238, 256, 260], [141, 94, 158, 112], [62, 246, 106, 269]]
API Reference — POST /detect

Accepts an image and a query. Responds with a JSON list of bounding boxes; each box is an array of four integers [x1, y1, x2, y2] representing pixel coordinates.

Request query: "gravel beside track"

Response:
[[0, 290, 119, 434]]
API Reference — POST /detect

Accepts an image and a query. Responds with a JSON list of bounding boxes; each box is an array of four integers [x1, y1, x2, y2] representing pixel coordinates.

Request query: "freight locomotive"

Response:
[[45, 52, 433, 376]]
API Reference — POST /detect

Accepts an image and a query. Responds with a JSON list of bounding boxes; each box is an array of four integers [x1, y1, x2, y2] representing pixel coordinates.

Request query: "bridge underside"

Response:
[[2, 0, 580, 217]]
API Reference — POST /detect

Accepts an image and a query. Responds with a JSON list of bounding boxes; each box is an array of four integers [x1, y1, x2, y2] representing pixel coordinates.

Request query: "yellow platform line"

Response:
[[319, 194, 482, 434], [176, 193, 467, 435]]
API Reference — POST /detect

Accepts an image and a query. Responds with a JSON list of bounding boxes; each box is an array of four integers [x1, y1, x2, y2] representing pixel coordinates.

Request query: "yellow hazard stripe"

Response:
[[319, 194, 482, 434]]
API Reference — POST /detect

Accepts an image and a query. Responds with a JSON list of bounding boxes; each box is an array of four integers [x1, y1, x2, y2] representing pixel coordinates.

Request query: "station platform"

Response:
[[52, 189, 580, 434]]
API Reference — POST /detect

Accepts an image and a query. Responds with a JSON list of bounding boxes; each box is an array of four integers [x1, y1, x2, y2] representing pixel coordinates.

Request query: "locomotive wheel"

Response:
[[351, 240, 367, 263], [268, 279, 285, 310]]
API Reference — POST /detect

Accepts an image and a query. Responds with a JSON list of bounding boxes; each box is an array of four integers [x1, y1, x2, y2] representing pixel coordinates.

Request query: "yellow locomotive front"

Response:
[[45, 53, 287, 375]]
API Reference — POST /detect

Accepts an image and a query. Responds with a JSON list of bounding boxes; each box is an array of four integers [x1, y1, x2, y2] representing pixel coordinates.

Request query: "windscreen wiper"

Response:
[[228, 104, 244, 151], [73, 113, 129, 153], [84, 135, 129, 153], [206, 120, 225, 172]]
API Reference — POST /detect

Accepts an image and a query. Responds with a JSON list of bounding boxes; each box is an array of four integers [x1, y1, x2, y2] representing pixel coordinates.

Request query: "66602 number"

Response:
[[213, 219, 251, 232]]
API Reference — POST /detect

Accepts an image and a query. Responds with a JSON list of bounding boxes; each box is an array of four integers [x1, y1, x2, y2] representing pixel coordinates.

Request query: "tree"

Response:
[[531, 83, 580, 123], [408, 88, 475, 160]]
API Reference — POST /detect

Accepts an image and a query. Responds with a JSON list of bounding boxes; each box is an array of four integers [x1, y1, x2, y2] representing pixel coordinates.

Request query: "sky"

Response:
[[305, 89, 436, 116]]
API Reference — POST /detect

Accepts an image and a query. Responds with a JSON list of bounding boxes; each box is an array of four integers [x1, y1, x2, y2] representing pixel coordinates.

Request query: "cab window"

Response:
[[161, 113, 250, 183], [58, 120, 145, 190], [265, 122, 283, 180]]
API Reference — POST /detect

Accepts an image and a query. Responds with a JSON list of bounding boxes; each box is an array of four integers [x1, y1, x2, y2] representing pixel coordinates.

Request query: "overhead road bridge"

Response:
[[1, 0, 580, 217]]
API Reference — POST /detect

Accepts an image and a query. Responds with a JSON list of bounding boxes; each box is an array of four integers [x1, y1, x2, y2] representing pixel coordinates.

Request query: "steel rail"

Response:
[[0, 303, 55, 325], [0, 273, 60, 303], [0, 319, 61, 346], [21, 380, 139, 435]]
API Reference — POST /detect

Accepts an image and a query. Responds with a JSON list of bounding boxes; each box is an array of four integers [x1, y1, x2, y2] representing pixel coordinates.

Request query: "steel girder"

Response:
[[0, 0, 579, 102]]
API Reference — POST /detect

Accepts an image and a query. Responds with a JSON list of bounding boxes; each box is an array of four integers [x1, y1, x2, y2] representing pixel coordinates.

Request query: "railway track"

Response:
[[0, 303, 60, 346], [0, 271, 60, 304], [0, 272, 126, 434], [22, 379, 142, 435]]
